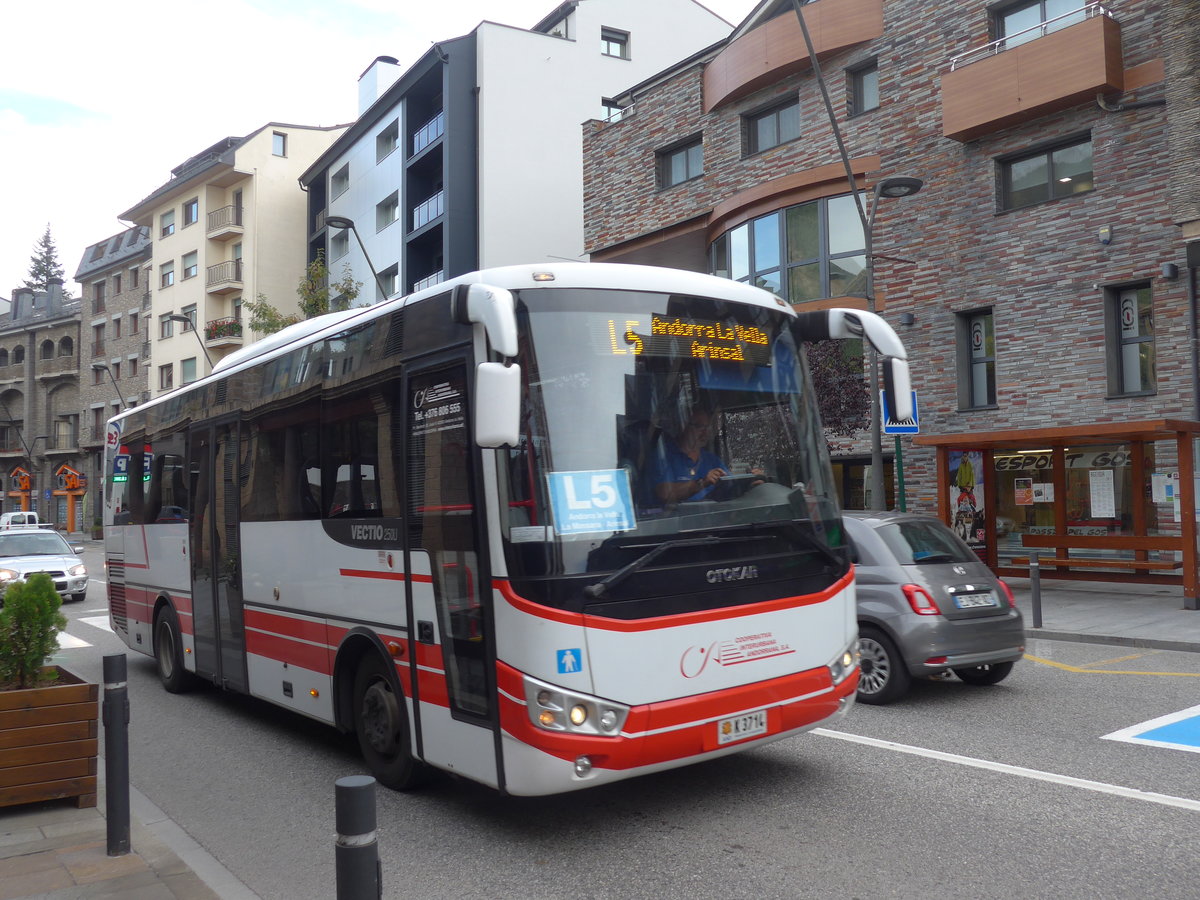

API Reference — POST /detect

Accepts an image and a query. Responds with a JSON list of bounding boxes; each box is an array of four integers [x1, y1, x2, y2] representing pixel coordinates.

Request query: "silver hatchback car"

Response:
[[844, 511, 1025, 704]]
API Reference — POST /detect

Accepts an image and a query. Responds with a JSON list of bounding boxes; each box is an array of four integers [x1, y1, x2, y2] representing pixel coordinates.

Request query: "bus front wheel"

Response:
[[154, 606, 194, 694], [352, 654, 426, 790]]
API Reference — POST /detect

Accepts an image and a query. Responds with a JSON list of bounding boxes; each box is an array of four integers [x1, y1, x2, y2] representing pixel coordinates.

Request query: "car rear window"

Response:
[[875, 521, 978, 565]]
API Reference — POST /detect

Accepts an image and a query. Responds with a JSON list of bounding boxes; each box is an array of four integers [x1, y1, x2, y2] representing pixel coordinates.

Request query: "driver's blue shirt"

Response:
[[654, 442, 727, 501]]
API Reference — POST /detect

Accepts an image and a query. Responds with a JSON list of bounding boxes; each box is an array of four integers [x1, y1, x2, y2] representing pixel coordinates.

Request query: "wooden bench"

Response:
[[1011, 556, 1182, 571]]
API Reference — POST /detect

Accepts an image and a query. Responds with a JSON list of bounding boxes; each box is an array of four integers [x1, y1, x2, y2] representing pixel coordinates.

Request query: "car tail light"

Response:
[[902, 584, 940, 616], [997, 580, 1017, 608]]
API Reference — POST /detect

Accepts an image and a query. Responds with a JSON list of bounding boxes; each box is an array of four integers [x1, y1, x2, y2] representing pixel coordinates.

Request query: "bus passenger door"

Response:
[[405, 362, 498, 787], [187, 419, 248, 692]]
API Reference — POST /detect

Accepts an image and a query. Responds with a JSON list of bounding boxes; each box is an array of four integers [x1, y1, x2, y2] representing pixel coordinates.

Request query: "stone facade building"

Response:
[[583, 0, 1200, 599], [0, 278, 86, 529], [73, 226, 152, 531]]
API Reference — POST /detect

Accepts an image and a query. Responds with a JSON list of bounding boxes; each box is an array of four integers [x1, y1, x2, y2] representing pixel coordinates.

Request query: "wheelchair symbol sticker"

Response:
[[557, 649, 582, 674]]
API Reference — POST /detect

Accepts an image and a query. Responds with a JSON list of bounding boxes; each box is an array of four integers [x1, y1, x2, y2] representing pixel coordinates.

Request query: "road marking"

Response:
[[1024, 653, 1200, 678], [56, 632, 91, 650], [1078, 650, 1162, 668], [1103, 704, 1200, 755], [79, 615, 114, 633], [815, 728, 1200, 812]]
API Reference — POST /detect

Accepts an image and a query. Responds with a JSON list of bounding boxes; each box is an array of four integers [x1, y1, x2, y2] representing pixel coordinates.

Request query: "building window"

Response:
[[996, 0, 1087, 49], [40, 340, 54, 360], [159, 314, 174, 339], [601, 98, 625, 122], [160, 261, 175, 288], [92, 281, 106, 313], [1107, 285, 1155, 395], [1000, 136, 1093, 210], [848, 60, 879, 116], [601, 27, 630, 59], [746, 100, 800, 155], [113, 273, 122, 294], [377, 120, 399, 163], [129, 357, 138, 378], [183, 198, 199, 227], [179, 305, 198, 331], [181, 357, 197, 385], [112, 317, 121, 339], [330, 230, 350, 260], [160, 209, 175, 238], [331, 164, 350, 198], [181, 251, 198, 280], [709, 193, 865, 302], [130, 312, 139, 334], [12, 346, 23, 365], [129, 266, 139, 289], [658, 138, 703, 189], [272, 131, 287, 157], [377, 191, 399, 231], [377, 264, 398, 302], [958, 310, 997, 409], [159, 364, 174, 391], [111, 361, 120, 380]]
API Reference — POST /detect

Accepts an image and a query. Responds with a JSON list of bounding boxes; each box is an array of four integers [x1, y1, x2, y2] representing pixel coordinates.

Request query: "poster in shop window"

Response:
[[948, 449, 985, 551]]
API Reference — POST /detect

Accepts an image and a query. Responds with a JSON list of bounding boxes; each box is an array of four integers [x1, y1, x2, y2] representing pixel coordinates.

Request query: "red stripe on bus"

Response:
[[245, 629, 333, 675], [497, 660, 855, 770], [339, 569, 434, 583], [493, 568, 853, 632], [244, 608, 328, 644]]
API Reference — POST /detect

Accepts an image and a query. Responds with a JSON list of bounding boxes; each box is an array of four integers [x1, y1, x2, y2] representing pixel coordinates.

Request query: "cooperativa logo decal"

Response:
[[680, 632, 795, 678]]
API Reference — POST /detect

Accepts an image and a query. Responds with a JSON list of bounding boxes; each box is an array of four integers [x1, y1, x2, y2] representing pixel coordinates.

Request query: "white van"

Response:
[[0, 511, 43, 530]]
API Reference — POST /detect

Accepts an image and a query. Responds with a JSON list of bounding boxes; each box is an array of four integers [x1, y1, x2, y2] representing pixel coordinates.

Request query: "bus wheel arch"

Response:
[[336, 634, 428, 791], [152, 597, 194, 693]]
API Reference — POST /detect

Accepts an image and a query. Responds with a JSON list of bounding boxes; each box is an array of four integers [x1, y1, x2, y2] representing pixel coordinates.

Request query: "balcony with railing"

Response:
[[411, 110, 445, 157], [312, 208, 327, 237], [207, 205, 244, 241], [411, 191, 444, 232], [206, 259, 244, 295], [942, 4, 1123, 141], [412, 270, 445, 293], [204, 316, 244, 349]]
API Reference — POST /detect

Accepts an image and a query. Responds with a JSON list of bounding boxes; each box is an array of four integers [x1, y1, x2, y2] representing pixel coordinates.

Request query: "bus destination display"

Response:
[[600, 314, 771, 365]]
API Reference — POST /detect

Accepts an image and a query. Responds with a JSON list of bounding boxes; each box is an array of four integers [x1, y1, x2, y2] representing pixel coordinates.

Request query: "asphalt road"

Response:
[[55, 547, 1200, 900]]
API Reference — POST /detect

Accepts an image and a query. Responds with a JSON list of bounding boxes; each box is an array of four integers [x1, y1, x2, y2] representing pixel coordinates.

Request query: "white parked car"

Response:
[[0, 529, 89, 603], [0, 511, 44, 530]]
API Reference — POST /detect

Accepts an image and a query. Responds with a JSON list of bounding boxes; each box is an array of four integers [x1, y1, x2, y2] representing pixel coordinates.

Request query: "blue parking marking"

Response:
[[1102, 703, 1200, 755]]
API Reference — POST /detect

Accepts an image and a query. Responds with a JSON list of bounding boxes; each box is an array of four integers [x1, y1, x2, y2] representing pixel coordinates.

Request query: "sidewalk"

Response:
[[0, 769, 258, 900], [1006, 577, 1200, 652]]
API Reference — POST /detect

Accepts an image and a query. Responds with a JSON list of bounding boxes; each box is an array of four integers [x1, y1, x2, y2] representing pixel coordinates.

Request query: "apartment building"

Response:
[[73, 225, 152, 530], [0, 278, 86, 528], [301, 0, 733, 298], [584, 0, 1200, 601], [119, 123, 347, 396]]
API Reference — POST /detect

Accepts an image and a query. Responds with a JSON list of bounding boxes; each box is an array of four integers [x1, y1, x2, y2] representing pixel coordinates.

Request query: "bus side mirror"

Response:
[[475, 362, 521, 447], [453, 283, 518, 358]]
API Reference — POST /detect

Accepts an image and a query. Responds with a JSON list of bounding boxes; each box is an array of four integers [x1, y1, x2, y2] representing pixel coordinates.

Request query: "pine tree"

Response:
[[23, 225, 71, 298]]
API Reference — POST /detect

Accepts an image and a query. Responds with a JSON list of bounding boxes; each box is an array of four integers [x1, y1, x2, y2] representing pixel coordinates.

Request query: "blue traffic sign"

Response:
[[882, 390, 919, 435]]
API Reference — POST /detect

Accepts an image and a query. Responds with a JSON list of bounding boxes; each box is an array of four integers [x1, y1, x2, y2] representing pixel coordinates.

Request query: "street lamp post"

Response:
[[167, 314, 214, 369], [864, 177, 923, 511], [324, 215, 391, 301], [91, 363, 127, 411]]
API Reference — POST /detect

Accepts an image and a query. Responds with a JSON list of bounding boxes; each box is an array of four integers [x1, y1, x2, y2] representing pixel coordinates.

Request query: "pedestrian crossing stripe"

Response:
[[57, 633, 91, 650], [1102, 703, 1200, 755]]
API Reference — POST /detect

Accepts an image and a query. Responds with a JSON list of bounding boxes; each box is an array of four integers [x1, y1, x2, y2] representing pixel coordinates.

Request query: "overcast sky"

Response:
[[1, 0, 758, 296]]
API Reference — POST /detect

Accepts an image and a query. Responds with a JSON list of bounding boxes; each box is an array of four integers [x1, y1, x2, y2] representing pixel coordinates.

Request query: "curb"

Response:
[[1028, 629, 1200, 654]]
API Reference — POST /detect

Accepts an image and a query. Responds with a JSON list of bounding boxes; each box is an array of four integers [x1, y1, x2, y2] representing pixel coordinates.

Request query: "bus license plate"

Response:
[[717, 709, 768, 745], [954, 592, 997, 609]]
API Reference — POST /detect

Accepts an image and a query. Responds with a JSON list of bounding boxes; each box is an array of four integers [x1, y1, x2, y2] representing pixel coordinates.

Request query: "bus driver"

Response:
[[653, 407, 729, 504]]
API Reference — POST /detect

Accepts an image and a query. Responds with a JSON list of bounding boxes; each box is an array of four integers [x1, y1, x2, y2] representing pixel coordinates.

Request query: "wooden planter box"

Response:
[[0, 666, 99, 808]]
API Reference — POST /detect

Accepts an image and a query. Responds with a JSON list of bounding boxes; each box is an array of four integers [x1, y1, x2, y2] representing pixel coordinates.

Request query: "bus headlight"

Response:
[[523, 675, 629, 737], [827, 638, 860, 686]]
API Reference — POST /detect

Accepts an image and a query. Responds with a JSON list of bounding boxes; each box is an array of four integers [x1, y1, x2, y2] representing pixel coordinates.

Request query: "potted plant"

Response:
[[0, 573, 99, 808]]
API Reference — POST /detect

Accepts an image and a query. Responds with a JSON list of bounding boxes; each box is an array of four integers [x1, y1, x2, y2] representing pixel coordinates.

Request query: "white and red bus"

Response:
[[101, 263, 911, 796]]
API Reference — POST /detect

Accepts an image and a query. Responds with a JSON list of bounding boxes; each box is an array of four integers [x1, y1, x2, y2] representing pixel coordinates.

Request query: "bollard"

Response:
[[1029, 553, 1042, 629], [335, 775, 381, 900], [101, 654, 131, 857]]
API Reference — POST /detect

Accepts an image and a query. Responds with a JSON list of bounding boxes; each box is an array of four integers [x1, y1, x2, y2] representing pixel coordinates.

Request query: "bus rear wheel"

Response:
[[154, 606, 194, 694], [352, 654, 426, 790]]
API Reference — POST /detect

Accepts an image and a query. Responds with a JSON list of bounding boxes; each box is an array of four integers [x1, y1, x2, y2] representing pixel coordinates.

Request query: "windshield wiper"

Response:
[[583, 535, 726, 602], [720, 519, 845, 571]]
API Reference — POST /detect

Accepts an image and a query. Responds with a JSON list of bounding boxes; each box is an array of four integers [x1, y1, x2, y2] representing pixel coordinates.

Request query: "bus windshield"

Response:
[[502, 287, 845, 594]]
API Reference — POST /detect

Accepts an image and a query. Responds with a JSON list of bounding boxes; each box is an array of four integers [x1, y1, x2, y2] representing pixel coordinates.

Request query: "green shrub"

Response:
[[0, 574, 67, 689]]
